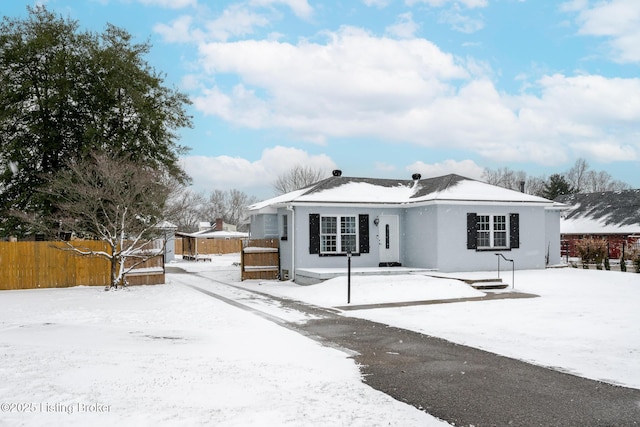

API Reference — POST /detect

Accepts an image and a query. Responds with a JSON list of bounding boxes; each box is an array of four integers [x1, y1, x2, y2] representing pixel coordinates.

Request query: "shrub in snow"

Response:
[[628, 245, 640, 273], [575, 239, 608, 270]]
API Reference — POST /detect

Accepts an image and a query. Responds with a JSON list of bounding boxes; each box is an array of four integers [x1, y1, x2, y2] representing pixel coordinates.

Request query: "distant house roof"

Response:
[[177, 230, 248, 239], [556, 189, 640, 235], [249, 174, 559, 213], [156, 220, 177, 230]]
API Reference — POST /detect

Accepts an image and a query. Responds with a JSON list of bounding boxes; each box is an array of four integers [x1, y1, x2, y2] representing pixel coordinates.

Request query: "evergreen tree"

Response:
[[542, 174, 574, 200], [0, 6, 192, 237]]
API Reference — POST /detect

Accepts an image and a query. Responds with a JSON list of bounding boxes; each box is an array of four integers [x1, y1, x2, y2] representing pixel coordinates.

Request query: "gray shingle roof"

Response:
[[556, 189, 640, 228], [298, 173, 467, 199]]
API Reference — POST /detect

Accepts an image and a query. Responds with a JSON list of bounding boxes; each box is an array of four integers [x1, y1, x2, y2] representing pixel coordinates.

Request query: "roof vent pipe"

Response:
[[332, 169, 342, 177], [519, 181, 525, 193], [412, 173, 422, 180]]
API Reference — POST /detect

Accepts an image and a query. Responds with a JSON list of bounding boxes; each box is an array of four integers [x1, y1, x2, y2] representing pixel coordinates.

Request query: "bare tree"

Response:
[[44, 153, 173, 288], [197, 188, 258, 229], [481, 167, 528, 191], [206, 189, 229, 221], [565, 158, 590, 193], [583, 170, 631, 193], [564, 158, 630, 193], [226, 189, 257, 226], [273, 165, 328, 195], [165, 186, 207, 232], [525, 176, 548, 197]]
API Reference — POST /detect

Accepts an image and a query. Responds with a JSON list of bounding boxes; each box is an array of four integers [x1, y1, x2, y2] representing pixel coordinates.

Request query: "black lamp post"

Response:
[[347, 250, 352, 304]]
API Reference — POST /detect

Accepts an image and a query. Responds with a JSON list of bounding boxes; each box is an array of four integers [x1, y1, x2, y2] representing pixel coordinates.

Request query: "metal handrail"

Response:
[[495, 253, 515, 289]]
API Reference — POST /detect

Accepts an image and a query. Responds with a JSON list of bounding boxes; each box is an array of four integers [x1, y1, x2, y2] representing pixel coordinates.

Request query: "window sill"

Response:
[[476, 247, 511, 252], [319, 252, 361, 257]]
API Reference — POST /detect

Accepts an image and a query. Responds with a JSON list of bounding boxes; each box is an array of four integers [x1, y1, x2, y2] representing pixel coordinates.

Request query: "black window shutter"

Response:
[[359, 214, 369, 254], [510, 213, 520, 249], [467, 213, 478, 250], [309, 214, 320, 254]]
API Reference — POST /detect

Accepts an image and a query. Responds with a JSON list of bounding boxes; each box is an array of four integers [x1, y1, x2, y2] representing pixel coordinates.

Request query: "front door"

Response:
[[378, 215, 400, 266]]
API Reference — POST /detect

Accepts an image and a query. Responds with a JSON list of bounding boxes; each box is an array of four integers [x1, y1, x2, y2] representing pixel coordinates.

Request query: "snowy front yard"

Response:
[[2, 254, 639, 426], [0, 266, 445, 427], [241, 266, 640, 390]]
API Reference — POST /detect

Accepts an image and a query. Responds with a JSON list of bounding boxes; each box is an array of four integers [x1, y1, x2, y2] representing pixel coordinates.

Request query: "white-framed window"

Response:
[[477, 214, 508, 249], [320, 215, 358, 254]]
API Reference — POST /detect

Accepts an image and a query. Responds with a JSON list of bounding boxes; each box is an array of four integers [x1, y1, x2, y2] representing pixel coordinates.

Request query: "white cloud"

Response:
[[438, 7, 484, 33], [363, 0, 391, 8], [385, 13, 419, 39], [138, 0, 197, 9], [154, 6, 269, 43], [154, 15, 198, 43], [406, 159, 485, 180], [568, 0, 640, 63], [193, 27, 469, 135], [249, 0, 313, 19], [186, 24, 640, 168], [570, 142, 638, 162], [181, 146, 336, 197], [405, 0, 488, 9], [205, 4, 270, 41]]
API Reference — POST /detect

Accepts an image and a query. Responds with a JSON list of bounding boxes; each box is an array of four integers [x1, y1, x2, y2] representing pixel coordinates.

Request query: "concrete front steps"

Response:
[[421, 274, 509, 290]]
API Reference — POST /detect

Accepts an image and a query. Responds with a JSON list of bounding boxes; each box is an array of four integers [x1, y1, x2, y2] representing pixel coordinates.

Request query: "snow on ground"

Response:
[[0, 255, 446, 427], [240, 274, 485, 308], [234, 261, 640, 390], [3, 253, 639, 426]]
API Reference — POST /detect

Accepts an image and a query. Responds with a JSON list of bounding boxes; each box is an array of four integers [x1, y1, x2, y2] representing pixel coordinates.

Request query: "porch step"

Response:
[[422, 274, 508, 290], [468, 279, 508, 290]]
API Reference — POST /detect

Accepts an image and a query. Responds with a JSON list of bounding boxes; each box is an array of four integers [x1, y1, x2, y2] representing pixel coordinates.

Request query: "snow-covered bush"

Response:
[[575, 239, 608, 269], [628, 245, 640, 273]]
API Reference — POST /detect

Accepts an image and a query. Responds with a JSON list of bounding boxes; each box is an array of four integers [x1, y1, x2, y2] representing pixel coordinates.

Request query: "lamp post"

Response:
[[347, 250, 352, 304]]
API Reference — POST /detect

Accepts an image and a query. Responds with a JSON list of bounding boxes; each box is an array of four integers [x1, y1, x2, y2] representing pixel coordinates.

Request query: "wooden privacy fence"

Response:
[[0, 241, 164, 290], [241, 239, 280, 281], [179, 236, 243, 260]]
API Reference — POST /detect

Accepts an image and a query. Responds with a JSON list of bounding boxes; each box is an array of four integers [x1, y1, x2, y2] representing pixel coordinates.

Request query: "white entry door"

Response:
[[378, 215, 400, 265]]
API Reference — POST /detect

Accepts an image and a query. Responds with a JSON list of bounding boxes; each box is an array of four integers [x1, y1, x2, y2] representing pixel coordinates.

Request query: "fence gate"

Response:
[[241, 239, 280, 281]]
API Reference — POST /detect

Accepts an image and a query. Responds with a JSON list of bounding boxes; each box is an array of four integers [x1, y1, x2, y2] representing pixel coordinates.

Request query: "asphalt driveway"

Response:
[[176, 270, 640, 426]]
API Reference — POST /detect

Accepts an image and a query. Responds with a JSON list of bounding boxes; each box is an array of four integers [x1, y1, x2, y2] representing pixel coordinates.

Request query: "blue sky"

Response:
[[4, 0, 640, 198]]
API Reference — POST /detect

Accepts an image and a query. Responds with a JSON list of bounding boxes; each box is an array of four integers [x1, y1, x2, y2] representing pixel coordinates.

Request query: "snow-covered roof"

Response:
[[156, 220, 177, 229], [249, 174, 558, 212], [556, 189, 640, 235], [178, 230, 248, 239]]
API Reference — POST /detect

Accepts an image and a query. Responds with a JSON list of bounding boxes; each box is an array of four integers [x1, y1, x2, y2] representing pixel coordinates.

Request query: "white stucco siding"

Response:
[[291, 205, 403, 271], [261, 201, 559, 277], [277, 209, 293, 278], [433, 204, 549, 272], [403, 206, 439, 269], [545, 209, 562, 266]]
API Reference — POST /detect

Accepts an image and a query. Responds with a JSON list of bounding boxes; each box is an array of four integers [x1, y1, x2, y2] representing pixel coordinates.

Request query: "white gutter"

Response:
[[287, 204, 295, 282]]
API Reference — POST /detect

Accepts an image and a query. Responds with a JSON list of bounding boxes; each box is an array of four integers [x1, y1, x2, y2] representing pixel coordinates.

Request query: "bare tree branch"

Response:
[[272, 165, 328, 195]]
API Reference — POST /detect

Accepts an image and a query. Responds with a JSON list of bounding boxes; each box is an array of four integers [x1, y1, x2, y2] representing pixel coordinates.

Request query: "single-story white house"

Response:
[[248, 171, 564, 283]]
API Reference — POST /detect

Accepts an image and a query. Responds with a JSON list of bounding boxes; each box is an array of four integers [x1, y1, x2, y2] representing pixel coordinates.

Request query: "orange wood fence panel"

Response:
[[0, 241, 165, 290], [241, 239, 280, 281], [180, 237, 243, 259]]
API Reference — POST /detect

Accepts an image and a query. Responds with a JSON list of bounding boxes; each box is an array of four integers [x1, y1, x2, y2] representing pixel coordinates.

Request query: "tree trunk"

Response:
[[110, 252, 119, 288]]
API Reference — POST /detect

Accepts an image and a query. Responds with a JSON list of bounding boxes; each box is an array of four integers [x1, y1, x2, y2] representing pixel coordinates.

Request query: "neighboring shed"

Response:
[[556, 190, 640, 259], [177, 218, 248, 260]]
